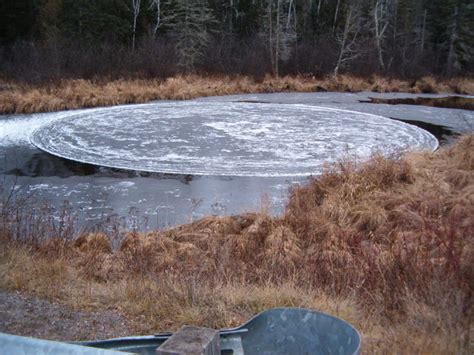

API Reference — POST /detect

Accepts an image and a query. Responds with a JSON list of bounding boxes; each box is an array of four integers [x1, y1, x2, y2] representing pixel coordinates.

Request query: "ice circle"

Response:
[[30, 102, 438, 177]]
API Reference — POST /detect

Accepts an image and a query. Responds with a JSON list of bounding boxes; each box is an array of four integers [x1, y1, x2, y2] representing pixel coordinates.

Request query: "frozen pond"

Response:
[[30, 102, 436, 177], [1, 92, 473, 233]]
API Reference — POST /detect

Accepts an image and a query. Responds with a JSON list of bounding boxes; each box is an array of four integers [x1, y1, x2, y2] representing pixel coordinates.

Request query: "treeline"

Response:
[[0, 0, 473, 83]]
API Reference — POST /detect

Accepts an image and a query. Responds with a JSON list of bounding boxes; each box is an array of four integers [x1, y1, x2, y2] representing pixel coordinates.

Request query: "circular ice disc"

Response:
[[30, 102, 438, 177]]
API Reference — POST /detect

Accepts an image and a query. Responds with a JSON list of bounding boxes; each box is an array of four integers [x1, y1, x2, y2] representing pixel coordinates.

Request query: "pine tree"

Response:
[[60, 0, 131, 44], [164, 0, 216, 71], [0, 0, 37, 44], [427, 0, 473, 75]]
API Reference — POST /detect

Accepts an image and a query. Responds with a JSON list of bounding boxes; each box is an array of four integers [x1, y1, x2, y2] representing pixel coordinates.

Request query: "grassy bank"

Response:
[[1, 135, 472, 353], [1, 74, 473, 114]]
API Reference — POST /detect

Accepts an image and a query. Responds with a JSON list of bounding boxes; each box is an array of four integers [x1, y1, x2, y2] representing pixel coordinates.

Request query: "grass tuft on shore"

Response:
[[1, 135, 473, 353], [0, 74, 473, 114]]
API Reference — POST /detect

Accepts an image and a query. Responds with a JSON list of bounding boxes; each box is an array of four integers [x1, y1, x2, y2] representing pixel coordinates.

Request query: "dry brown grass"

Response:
[[1, 135, 473, 353], [1, 75, 473, 114], [0, 244, 466, 353]]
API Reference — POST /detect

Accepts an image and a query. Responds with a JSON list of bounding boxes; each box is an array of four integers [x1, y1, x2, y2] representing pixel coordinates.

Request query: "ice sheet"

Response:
[[30, 102, 438, 177]]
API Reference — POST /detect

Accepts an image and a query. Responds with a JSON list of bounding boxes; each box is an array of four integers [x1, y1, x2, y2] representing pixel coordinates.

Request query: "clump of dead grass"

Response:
[[1, 135, 473, 353], [447, 77, 474, 95], [1, 75, 472, 114]]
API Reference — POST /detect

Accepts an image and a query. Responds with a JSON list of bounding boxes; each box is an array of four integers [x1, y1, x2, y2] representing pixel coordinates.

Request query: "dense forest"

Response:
[[0, 0, 473, 83]]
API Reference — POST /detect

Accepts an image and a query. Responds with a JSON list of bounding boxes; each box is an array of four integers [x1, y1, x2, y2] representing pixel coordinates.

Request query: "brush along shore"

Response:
[[1, 135, 473, 353], [0, 74, 473, 115]]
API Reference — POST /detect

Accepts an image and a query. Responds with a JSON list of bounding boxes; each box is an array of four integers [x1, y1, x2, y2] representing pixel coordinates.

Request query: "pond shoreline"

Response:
[[1, 74, 473, 115]]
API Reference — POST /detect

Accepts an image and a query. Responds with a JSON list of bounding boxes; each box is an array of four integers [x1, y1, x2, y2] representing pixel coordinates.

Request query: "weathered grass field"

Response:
[[1, 135, 472, 353], [1, 74, 473, 114]]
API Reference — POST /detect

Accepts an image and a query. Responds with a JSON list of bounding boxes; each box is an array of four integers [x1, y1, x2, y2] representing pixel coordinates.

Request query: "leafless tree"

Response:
[[228, 0, 234, 32], [334, 1, 362, 76], [149, 0, 161, 39], [332, 0, 341, 35], [130, 0, 141, 50], [446, 5, 459, 76], [317, 0, 324, 17], [264, 0, 297, 76], [284, 0, 297, 60], [373, 0, 391, 70]]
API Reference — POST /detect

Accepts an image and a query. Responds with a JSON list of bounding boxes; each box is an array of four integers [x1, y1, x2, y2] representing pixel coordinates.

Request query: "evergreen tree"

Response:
[[0, 0, 472, 78], [164, 0, 216, 71], [427, 0, 473, 74], [60, 0, 131, 44], [0, 0, 38, 44]]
